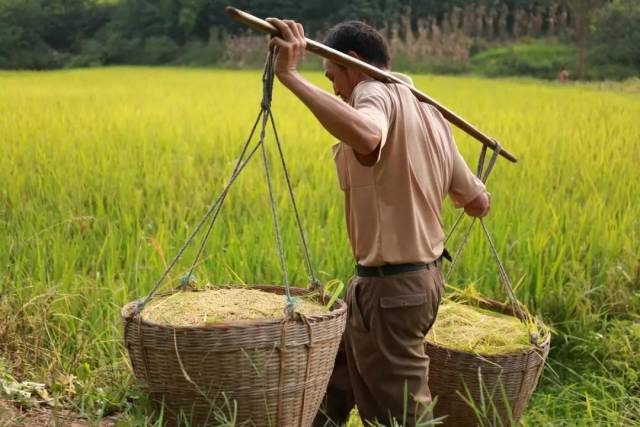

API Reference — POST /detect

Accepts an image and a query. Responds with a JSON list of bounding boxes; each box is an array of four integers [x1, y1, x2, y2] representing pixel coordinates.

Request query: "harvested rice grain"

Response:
[[141, 288, 328, 326], [426, 301, 535, 355]]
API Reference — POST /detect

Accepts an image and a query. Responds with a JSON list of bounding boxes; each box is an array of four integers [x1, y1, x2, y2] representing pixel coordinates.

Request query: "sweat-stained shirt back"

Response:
[[332, 79, 486, 266]]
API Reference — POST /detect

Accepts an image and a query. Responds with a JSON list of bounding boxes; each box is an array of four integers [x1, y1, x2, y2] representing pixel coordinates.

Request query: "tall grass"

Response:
[[0, 68, 639, 425]]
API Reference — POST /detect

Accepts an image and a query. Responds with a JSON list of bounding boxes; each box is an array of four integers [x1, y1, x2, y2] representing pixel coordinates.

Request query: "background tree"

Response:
[[590, 0, 640, 71], [0, 0, 636, 79], [563, 0, 608, 79]]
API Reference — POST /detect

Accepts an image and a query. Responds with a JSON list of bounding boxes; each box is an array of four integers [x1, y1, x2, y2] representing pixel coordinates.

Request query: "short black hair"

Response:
[[323, 21, 390, 69]]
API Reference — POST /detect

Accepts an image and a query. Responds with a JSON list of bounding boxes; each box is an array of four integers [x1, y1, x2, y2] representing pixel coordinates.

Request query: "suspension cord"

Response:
[[445, 143, 501, 283], [444, 141, 534, 341], [269, 110, 320, 289], [260, 52, 292, 310], [135, 50, 319, 317], [134, 120, 266, 315]]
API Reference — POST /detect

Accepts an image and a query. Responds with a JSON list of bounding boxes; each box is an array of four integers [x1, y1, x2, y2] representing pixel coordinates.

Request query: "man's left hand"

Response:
[[464, 191, 491, 218]]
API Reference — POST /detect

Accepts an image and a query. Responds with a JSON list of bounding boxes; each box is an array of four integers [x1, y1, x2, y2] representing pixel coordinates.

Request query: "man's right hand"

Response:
[[464, 191, 491, 217]]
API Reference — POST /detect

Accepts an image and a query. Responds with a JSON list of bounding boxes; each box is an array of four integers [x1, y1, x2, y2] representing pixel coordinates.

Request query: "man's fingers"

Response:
[[266, 17, 295, 41], [288, 21, 306, 51], [269, 37, 289, 51], [267, 17, 305, 44], [284, 19, 301, 40]]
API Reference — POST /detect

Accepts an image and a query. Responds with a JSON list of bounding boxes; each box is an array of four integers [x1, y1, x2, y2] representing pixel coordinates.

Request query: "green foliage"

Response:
[[393, 51, 471, 75], [470, 40, 577, 79], [580, 62, 639, 81], [140, 36, 180, 64], [469, 39, 639, 80], [524, 318, 640, 425], [0, 0, 112, 69], [591, 0, 640, 69], [0, 0, 637, 78], [173, 36, 225, 66], [0, 0, 53, 69], [604, 320, 640, 387]]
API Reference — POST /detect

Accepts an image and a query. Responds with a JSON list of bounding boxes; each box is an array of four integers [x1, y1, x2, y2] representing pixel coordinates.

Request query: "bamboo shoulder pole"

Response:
[[225, 6, 517, 163]]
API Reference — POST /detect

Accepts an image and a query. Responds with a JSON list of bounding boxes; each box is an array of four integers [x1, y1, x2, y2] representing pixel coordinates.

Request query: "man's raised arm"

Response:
[[266, 18, 381, 156]]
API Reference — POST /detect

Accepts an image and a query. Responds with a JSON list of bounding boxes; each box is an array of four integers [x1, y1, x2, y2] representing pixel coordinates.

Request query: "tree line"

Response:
[[0, 0, 637, 80]]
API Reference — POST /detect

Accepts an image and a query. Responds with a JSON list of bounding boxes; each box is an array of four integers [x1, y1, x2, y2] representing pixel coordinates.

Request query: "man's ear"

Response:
[[345, 50, 361, 60], [344, 50, 368, 82]]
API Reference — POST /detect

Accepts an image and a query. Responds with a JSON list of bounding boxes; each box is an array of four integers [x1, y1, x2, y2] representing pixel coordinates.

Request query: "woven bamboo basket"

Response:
[[425, 298, 550, 427], [122, 285, 347, 427]]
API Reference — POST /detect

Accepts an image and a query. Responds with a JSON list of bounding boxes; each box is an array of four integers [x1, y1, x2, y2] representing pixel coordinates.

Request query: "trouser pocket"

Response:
[[347, 277, 369, 333], [378, 269, 443, 339], [379, 293, 431, 339]]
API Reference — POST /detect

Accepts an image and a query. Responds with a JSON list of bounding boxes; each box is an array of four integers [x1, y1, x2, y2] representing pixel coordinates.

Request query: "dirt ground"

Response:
[[0, 400, 120, 427]]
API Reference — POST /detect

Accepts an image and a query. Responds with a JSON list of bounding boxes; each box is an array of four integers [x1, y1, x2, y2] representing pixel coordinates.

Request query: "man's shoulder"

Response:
[[390, 72, 414, 86], [352, 79, 389, 96], [350, 80, 394, 110]]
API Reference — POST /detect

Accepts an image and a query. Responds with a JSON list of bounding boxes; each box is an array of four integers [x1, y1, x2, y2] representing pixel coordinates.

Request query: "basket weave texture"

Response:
[[425, 299, 550, 427], [122, 285, 346, 427]]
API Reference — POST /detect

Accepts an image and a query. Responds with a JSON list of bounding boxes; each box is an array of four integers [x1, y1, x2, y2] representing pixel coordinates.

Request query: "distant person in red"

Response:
[[558, 66, 569, 83]]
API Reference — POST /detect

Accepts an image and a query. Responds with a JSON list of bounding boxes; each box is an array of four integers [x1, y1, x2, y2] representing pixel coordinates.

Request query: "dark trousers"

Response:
[[313, 267, 444, 426]]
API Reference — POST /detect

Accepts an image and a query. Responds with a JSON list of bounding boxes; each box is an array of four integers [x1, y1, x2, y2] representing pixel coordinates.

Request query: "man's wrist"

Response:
[[276, 70, 302, 87]]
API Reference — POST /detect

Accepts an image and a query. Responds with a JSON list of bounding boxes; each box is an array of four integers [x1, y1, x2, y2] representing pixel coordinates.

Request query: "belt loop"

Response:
[[377, 266, 385, 277]]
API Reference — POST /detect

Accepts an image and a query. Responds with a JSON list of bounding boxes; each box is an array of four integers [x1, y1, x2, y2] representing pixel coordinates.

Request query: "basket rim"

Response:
[[121, 284, 347, 331], [425, 330, 550, 360], [424, 296, 551, 360]]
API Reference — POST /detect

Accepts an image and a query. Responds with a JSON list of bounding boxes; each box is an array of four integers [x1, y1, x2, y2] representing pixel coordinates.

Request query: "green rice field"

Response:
[[1, 68, 639, 425]]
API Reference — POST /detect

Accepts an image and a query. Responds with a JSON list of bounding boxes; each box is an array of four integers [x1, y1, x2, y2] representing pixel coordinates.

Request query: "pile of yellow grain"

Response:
[[426, 301, 535, 355], [141, 288, 328, 326]]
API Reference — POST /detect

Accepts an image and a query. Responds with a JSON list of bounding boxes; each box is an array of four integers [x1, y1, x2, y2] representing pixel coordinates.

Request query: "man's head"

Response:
[[322, 21, 390, 101]]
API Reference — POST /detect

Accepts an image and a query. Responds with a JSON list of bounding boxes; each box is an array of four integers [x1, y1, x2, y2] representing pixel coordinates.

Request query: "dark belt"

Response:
[[356, 253, 447, 277]]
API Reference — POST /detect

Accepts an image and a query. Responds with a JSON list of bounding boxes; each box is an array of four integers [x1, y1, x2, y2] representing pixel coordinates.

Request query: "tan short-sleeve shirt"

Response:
[[333, 80, 485, 266]]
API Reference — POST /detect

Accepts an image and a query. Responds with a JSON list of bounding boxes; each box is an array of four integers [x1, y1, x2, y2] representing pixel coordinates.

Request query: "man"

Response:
[[265, 18, 490, 426], [558, 65, 569, 83]]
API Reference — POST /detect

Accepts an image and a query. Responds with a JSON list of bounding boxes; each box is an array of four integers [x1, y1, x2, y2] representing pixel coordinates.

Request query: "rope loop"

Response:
[[261, 49, 275, 111], [481, 139, 501, 184], [284, 295, 298, 318], [178, 273, 197, 290]]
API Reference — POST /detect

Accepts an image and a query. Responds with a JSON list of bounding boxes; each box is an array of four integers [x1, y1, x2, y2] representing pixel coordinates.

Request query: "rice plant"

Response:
[[0, 68, 638, 425]]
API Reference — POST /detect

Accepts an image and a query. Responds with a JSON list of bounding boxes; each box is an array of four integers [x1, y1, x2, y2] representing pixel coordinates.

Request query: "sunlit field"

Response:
[[1, 68, 639, 425]]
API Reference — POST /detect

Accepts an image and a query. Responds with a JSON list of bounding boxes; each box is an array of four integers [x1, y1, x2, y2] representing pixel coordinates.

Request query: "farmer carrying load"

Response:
[[266, 18, 491, 426]]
